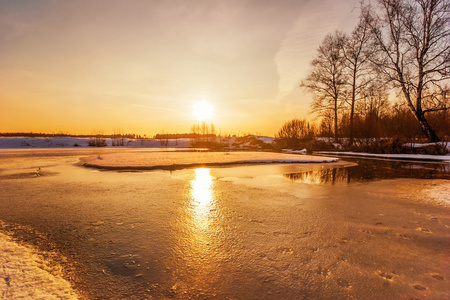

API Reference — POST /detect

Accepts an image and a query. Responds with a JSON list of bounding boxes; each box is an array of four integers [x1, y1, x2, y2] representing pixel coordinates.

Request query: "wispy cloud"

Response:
[[131, 104, 192, 119], [275, 0, 360, 102]]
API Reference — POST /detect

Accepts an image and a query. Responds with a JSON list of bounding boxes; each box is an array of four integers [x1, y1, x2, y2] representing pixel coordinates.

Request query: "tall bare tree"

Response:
[[364, 0, 450, 142], [301, 31, 348, 142], [343, 12, 375, 145]]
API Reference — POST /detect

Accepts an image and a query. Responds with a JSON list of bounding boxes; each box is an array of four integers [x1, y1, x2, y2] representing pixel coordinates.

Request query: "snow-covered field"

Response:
[[0, 232, 78, 299], [0, 136, 191, 148], [0, 135, 279, 150]]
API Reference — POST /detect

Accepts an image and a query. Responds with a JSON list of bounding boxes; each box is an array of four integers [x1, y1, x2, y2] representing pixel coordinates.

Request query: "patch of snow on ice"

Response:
[[283, 149, 307, 155], [82, 151, 338, 170], [426, 184, 450, 208], [0, 232, 78, 299]]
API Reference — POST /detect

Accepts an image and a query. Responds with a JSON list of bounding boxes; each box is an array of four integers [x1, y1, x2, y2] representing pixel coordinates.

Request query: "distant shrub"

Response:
[[304, 139, 336, 151], [274, 118, 316, 151], [274, 138, 334, 152], [112, 138, 125, 146], [347, 138, 448, 155], [88, 137, 107, 147], [276, 118, 314, 140], [346, 138, 405, 154], [404, 143, 449, 155]]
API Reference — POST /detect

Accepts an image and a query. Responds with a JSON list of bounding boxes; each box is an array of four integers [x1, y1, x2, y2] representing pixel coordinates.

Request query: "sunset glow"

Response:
[[0, 0, 360, 136], [193, 100, 214, 122]]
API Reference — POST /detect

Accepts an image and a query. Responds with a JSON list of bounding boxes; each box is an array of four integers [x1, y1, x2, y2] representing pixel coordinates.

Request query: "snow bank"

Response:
[[0, 136, 277, 150], [0, 232, 78, 299], [316, 151, 450, 162], [0, 137, 191, 149], [0, 137, 90, 148], [82, 151, 339, 170]]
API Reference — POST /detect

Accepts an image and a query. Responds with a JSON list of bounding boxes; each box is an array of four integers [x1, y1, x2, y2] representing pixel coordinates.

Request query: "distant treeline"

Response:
[[154, 133, 216, 140], [0, 132, 145, 139], [0, 132, 220, 140]]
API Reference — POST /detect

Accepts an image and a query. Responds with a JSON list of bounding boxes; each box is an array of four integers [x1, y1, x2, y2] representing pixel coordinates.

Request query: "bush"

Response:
[[88, 137, 107, 147], [348, 138, 449, 155], [304, 139, 336, 151]]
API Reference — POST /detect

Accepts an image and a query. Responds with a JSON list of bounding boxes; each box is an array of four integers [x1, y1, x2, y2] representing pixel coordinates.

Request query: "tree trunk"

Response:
[[349, 103, 355, 145], [415, 112, 441, 142], [349, 68, 357, 145], [334, 97, 339, 143]]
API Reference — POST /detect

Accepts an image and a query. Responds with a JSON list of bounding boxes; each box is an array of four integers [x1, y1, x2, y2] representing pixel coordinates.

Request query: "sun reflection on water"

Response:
[[173, 168, 223, 292], [191, 168, 215, 223]]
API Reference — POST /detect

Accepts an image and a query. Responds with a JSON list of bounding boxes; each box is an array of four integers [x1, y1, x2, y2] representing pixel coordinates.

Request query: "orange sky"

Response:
[[0, 0, 360, 136]]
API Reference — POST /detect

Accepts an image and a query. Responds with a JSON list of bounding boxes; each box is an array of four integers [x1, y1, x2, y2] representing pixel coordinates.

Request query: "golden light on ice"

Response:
[[177, 167, 222, 284], [191, 168, 214, 219], [192, 100, 214, 121]]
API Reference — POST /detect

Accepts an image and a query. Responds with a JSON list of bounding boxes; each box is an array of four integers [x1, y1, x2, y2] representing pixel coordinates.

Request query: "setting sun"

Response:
[[192, 100, 214, 122]]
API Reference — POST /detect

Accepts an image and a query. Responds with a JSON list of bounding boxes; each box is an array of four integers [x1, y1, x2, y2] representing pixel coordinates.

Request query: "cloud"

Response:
[[274, 0, 360, 102]]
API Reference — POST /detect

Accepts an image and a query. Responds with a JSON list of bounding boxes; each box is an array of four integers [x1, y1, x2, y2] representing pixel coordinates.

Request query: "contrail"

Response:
[[131, 104, 192, 119]]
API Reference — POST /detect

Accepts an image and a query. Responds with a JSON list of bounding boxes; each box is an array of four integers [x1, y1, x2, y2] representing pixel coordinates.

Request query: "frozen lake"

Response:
[[0, 149, 449, 299]]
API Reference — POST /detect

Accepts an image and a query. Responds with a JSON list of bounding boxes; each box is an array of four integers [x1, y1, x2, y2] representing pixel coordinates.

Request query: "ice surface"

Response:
[[1, 150, 448, 299]]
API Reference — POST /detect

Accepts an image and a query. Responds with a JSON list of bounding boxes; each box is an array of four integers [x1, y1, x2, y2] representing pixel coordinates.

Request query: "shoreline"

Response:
[[315, 151, 450, 162]]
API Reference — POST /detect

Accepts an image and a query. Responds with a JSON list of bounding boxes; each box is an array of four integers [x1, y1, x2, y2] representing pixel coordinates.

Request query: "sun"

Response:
[[192, 100, 214, 121]]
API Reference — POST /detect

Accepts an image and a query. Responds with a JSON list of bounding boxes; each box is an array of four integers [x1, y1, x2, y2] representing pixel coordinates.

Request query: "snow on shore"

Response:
[[82, 151, 339, 170], [0, 136, 191, 149], [316, 151, 450, 162], [0, 232, 78, 299]]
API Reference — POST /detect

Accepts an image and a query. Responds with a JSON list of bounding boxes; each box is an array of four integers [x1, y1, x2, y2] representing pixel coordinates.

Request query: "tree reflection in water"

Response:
[[284, 158, 450, 184]]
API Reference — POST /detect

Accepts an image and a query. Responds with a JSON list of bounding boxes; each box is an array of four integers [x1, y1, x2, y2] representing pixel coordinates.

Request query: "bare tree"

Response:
[[343, 12, 375, 145], [301, 31, 348, 142], [364, 0, 450, 142]]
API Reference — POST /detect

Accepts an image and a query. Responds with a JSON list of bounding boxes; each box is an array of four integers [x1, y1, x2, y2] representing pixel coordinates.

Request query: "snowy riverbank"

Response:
[[0, 136, 191, 149], [316, 151, 450, 162]]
